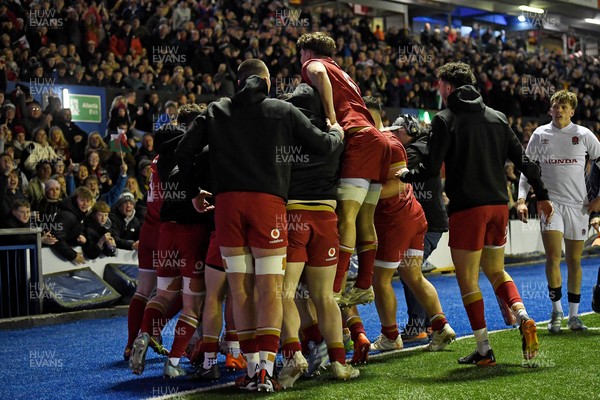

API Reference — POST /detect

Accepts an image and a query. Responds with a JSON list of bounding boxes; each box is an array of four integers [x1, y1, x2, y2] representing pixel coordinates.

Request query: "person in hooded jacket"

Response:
[[398, 62, 553, 366]]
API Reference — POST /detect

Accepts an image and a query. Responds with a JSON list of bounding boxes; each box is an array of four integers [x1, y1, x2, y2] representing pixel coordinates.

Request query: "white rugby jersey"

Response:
[[519, 122, 600, 207]]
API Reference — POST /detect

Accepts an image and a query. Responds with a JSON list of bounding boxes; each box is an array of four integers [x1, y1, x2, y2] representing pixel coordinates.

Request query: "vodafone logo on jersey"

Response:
[[269, 228, 284, 244], [326, 247, 337, 262]]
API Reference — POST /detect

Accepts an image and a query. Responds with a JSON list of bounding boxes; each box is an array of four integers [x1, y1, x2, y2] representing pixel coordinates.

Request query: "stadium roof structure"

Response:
[[314, 0, 600, 38]]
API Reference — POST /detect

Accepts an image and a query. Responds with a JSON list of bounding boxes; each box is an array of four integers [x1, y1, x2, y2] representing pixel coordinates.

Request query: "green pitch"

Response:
[[183, 313, 600, 400]]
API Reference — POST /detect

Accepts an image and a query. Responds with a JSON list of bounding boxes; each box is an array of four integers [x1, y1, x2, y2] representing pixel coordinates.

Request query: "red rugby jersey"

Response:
[[375, 132, 423, 218], [302, 57, 375, 131]]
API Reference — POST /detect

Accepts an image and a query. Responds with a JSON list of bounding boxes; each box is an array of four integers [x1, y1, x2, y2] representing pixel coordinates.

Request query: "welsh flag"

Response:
[[109, 130, 131, 153]]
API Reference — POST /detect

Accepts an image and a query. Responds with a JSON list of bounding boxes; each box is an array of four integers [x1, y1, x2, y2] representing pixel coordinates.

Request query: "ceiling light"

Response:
[[519, 5, 544, 14], [585, 18, 600, 25]]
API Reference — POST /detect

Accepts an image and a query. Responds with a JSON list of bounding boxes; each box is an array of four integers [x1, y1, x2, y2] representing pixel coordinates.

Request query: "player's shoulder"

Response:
[[206, 97, 231, 115], [532, 122, 552, 136], [572, 123, 595, 138], [303, 58, 328, 71]]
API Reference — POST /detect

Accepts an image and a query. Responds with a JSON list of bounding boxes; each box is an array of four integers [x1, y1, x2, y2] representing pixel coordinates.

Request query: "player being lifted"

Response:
[[298, 32, 391, 363]]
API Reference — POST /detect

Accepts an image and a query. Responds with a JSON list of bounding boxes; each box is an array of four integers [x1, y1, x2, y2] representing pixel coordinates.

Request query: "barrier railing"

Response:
[[0, 228, 43, 318]]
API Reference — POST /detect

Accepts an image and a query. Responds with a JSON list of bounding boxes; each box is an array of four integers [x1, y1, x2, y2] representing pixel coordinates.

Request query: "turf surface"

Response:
[[0, 260, 598, 400], [184, 313, 600, 400]]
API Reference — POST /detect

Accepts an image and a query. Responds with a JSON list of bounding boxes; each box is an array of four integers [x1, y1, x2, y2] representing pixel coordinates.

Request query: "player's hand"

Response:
[[132, 240, 139, 251], [395, 167, 409, 181], [537, 200, 554, 224], [77, 234, 86, 244], [192, 190, 214, 213], [587, 197, 600, 213], [516, 199, 529, 223], [327, 120, 344, 140]]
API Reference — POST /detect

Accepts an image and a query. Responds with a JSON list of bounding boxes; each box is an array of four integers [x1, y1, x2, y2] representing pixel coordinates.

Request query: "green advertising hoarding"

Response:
[[68, 94, 102, 123]]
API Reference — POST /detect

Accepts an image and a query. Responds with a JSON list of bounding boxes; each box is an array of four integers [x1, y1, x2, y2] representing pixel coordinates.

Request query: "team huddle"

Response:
[[122, 32, 599, 392]]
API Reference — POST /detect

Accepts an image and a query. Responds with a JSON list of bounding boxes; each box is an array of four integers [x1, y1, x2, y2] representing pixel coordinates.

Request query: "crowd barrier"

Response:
[[0, 228, 43, 318], [40, 218, 586, 278]]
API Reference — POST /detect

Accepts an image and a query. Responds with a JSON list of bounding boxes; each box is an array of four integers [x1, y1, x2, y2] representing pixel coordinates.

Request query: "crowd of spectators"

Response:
[[1, 0, 599, 257]]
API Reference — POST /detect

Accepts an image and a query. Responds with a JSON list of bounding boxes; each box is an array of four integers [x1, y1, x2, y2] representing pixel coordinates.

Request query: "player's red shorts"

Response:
[[138, 219, 162, 270], [340, 126, 391, 184], [205, 230, 224, 271], [448, 205, 508, 251], [215, 192, 288, 249], [287, 207, 339, 267], [156, 222, 210, 278], [375, 199, 427, 263]]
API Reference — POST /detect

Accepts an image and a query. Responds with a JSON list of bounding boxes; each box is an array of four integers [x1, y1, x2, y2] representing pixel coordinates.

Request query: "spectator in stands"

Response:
[[154, 101, 177, 131], [44, 96, 63, 122], [1, 199, 58, 246], [84, 132, 110, 164], [85, 150, 111, 192], [135, 133, 155, 165], [80, 160, 128, 208], [83, 201, 117, 260], [107, 103, 130, 135], [11, 127, 30, 170], [53, 174, 67, 199], [125, 174, 145, 218], [172, 1, 191, 31], [124, 67, 144, 90], [27, 160, 53, 207], [50, 186, 94, 264], [0, 154, 26, 220], [48, 127, 71, 164], [385, 76, 403, 107], [1, 102, 18, 131], [136, 92, 161, 133], [20, 102, 48, 138], [0, 124, 9, 153], [24, 128, 58, 174], [109, 191, 141, 251], [52, 158, 66, 177], [35, 178, 61, 221], [136, 158, 151, 200], [124, 90, 139, 127], [421, 23, 432, 45], [69, 163, 89, 191], [55, 108, 87, 164]]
